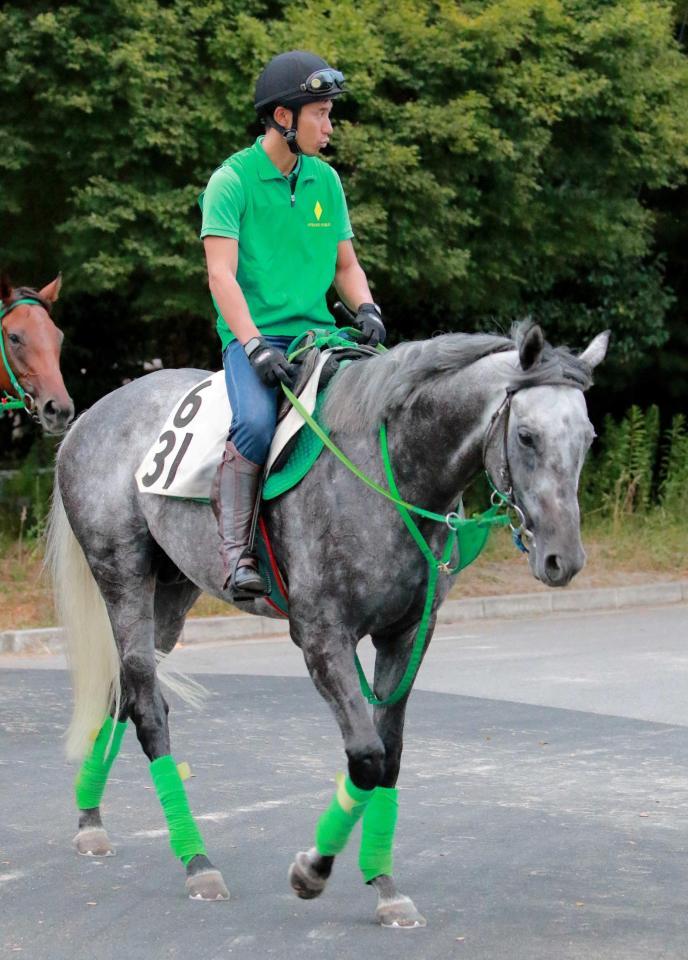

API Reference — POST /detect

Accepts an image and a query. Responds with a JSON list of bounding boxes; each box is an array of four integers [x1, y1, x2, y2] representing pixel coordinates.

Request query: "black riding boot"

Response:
[[210, 440, 268, 598]]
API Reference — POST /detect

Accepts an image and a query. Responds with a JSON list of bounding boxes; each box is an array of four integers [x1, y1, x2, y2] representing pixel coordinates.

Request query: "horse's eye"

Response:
[[518, 429, 535, 448], [8, 333, 21, 345]]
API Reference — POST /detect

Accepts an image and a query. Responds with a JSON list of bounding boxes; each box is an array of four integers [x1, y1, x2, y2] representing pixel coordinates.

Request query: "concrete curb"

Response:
[[2, 580, 687, 656]]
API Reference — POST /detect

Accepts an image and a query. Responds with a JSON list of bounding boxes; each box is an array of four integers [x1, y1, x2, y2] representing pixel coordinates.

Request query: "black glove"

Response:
[[352, 303, 386, 347], [244, 337, 297, 389]]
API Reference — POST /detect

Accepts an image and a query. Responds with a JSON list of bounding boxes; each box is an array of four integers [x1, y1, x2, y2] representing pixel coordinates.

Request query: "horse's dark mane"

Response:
[[10, 286, 53, 314], [323, 323, 593, 433]]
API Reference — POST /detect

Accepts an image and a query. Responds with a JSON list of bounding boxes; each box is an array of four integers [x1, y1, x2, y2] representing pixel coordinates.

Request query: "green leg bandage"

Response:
[[359, 786, 399, 882], [150, 755, 206, 866], [315, 773, 374, 857], [75, 715, 128, 810]]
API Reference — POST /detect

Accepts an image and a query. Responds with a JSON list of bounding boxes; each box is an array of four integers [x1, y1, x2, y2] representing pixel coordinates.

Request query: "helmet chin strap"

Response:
[[268, 106, 302, 155]]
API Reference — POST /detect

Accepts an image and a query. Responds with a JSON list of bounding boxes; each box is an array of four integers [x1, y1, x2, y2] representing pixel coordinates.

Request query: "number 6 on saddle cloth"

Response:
[[135, 343, 348, 616]]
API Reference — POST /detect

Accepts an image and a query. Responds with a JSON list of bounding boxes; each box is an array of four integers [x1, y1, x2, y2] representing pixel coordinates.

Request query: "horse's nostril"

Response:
[[544, 554, 563, 580], [42, 398, 75, 424]]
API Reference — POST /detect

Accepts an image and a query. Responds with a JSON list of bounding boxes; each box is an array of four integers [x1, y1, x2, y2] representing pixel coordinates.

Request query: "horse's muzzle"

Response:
[[537, 548, 585, 587], [41, 396, 75, 433]]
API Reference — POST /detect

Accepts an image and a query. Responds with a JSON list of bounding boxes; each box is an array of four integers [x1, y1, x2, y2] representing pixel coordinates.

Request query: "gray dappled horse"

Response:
[[47, 323, 607, 927]]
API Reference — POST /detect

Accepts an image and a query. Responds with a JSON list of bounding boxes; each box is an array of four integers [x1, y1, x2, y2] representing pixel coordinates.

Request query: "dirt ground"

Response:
[[2, 520, 686, 632]]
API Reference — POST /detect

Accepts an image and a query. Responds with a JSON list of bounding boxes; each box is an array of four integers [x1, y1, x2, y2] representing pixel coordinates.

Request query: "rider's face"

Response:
[[293, 101, 334, 155]]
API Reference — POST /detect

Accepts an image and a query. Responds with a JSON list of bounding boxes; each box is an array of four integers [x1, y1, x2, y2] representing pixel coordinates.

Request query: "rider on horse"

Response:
[[200, 50, 384, 599]]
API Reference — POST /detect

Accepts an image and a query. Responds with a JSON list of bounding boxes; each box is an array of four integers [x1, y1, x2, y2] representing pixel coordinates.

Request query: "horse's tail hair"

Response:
[[155, 650, 209, 710], [45, 483, 122, 762]]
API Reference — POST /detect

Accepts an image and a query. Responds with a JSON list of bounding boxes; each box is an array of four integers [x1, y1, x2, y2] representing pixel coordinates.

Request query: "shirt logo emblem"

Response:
[[308, 199, 331, 228]]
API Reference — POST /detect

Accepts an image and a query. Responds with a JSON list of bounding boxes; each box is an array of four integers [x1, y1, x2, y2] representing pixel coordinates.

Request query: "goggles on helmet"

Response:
[[299, 69, 345, 96]]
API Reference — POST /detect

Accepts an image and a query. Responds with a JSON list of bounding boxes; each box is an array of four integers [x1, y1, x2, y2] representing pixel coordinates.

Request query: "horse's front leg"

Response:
[[360, 625, 432, 928], [288, 621, 385, 901]]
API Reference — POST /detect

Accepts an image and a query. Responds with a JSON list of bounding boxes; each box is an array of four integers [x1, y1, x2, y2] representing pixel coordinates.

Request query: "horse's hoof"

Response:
[[376, 895, 427, 929], [73, 827, 115, 857], [185, 869, 230, 901], [288, 851, 328, 900]]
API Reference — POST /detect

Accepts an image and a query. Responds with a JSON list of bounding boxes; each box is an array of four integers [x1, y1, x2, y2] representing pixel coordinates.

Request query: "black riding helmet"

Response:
[[254, 50, 345, 155]]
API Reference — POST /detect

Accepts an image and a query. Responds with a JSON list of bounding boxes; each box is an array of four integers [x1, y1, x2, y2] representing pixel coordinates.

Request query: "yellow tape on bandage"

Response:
[[335, 771, 358, 813], [177, 761, 192, 781]]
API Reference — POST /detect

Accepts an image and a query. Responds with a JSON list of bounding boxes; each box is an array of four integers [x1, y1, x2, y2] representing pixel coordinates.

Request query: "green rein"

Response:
[[281, 375, 510, 708]]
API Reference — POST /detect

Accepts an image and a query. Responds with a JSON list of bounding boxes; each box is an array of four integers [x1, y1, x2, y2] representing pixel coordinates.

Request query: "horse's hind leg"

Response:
[[153, 569, 202, 655], [152, 548, 202, 653], [73, 705, 129, 856], [150, 571, 227, 899], [104, 569, 228, 901], [74, 571, 203, 858]]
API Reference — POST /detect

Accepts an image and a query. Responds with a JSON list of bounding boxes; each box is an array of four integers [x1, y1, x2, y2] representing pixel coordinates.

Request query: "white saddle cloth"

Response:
[[135, 350, 331, 500]]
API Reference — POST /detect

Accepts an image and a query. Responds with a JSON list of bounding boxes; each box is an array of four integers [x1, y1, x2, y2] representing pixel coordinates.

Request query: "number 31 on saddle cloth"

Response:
[[135, 346, 346, 617]]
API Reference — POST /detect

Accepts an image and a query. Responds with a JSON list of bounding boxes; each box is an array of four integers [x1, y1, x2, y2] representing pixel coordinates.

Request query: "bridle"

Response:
[[482, 389, 535, 552], [0, 294, 48, 420], [482, 374, 589, 552]]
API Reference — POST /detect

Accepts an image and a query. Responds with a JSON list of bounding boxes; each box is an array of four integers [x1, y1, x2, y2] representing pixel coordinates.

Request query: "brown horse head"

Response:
[[1, 274, 75, 433]]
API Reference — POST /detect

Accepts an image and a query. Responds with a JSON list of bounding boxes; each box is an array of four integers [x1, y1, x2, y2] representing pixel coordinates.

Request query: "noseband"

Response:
[[0, 294, 48, 418]]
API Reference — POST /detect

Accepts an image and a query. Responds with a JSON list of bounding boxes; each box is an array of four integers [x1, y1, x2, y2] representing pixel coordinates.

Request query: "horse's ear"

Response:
[[38, 273, 62, 305], [519, 323, 545, 371], [579, 330, 610, 369], [0, 274, 12, 306]]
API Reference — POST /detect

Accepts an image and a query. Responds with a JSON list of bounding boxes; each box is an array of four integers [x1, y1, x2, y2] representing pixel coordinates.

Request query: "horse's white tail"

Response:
[[46, 484, 209, 762], [155, 650, 209, 710], [45, 485, 121, 761]]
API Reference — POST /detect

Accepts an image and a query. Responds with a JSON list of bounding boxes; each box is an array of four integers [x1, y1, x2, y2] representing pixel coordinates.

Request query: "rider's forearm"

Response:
[[334, 262, 374, 311], [208, 272, 260, 344]]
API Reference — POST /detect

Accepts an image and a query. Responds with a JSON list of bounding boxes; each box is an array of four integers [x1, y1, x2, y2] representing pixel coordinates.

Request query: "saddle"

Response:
[[136, 332, 376, 613], [136, 327, 375, 502]]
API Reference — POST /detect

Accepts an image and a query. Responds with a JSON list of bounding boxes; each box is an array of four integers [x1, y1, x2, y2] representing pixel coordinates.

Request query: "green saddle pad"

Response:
[[262, 387, 329, 501]]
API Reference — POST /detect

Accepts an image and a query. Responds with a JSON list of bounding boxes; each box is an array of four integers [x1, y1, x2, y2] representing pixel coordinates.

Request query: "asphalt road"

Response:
[[2, 604, 688, 960]]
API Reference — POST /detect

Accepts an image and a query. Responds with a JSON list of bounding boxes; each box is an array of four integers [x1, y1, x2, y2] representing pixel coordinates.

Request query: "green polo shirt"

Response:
[[199, 136, 354, 349]]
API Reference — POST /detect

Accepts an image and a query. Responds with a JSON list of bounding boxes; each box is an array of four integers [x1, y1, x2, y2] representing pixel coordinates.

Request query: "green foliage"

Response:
[[581, 405, 688, 522], [0, 437, 57, 539], [1, 0, 687, 380], [0, 0, 263, 320], [658, 413, 688, 512], [264, 0, 688, 354]]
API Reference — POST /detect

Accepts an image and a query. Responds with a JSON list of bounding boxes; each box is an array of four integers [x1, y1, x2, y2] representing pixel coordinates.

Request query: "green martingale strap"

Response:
[[359, 786, 399, 882], [150, 755, 206, 865], [315, 772, 374, 857], [355, 426, 509, 707], [355, 545, 446, 707], [75, 715, 128, 810], [280, 362, 510, 708]]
